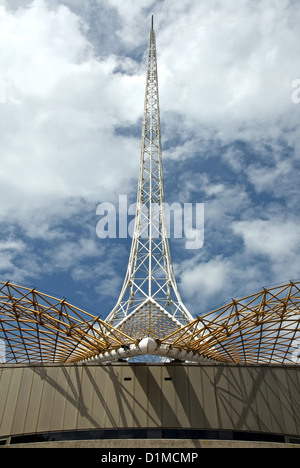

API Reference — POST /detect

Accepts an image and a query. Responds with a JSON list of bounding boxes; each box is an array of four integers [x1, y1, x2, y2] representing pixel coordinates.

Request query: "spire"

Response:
[[105, 21, 194, 340]]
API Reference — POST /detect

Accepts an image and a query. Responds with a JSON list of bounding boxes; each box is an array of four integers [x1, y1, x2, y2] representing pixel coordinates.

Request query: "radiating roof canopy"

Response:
[[1, 280, 299, 364]]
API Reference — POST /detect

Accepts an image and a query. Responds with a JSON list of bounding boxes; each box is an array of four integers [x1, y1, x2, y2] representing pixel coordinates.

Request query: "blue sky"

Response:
[[0, 0, 300, 319]]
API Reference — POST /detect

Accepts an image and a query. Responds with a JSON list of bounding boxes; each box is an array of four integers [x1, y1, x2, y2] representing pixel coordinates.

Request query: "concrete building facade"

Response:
[[1, 362, 300, 446]]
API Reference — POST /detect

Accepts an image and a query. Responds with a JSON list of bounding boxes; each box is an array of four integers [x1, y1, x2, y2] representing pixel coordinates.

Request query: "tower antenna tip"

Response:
[[151, 15, 154, 30]]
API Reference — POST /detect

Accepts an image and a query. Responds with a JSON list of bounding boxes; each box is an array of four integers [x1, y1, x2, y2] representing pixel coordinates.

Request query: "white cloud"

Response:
[[174, 171, 250, 225], [0, 238, 27, 273], [1, 0, 299, 226], [156, 0, 300, 145], [0, 237, 41, 283], [48, 237, 100, 271], [222, 147, 247, 173], [247, 159, 294, 196], [0, 239, 25, 252], [232, 219, 300, 259], [179, 256, 232, 312], [232, 218, 300, 279], [0, 0, 143, 229]]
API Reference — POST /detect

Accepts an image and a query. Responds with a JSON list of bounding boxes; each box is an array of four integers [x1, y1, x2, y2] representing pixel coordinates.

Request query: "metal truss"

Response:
[[105, 21, 194, 331], [160, 281, 300, 364], [0, 281, 135, 364], [1, 280, 300, 364]]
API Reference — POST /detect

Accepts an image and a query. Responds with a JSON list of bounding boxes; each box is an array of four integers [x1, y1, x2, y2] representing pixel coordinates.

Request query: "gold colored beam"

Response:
[[1, 281, 300, 364]]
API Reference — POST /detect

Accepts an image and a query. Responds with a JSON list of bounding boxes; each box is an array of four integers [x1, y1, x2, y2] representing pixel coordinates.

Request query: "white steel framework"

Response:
[[105, 19, 194, 339]]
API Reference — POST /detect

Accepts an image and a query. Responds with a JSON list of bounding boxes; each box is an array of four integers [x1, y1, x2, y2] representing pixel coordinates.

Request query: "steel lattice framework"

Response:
[[0, 19, 300, 365], [0, 281, 300, 364], [105, 21, 194, 331], [159, 281, 300, 363], [0, 282, 135, 364]]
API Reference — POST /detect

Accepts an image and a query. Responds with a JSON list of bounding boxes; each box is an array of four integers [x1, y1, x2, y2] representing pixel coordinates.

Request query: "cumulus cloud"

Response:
[[0, 0, 143, 227], [232, 219, 300, 279], [157, 0, 300, 134], [180, 256, 231, 305]]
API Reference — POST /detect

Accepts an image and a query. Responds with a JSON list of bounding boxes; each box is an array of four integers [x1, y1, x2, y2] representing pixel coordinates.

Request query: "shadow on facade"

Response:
[[1, 363, 299, 444]]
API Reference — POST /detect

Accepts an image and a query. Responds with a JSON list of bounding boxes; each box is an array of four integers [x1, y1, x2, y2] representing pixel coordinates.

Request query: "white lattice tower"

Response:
[[105, 18, 194, 340]]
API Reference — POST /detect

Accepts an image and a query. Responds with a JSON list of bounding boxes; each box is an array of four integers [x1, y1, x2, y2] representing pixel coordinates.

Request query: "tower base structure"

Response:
[[1, 362, 300, 448]]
